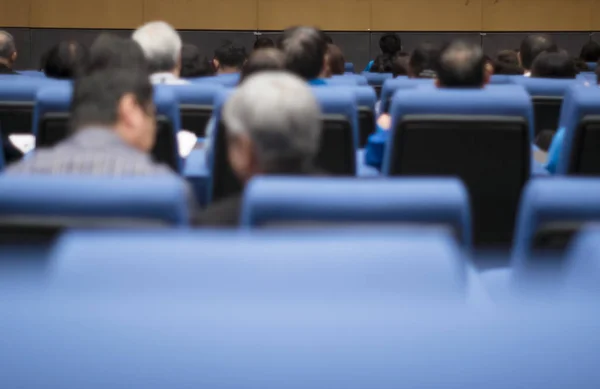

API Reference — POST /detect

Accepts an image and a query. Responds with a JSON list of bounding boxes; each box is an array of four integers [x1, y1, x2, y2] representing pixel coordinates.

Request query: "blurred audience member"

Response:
[[132, 21, 187, 84], [493, 49, 524, 75], [371, 54, 393, 73], [531, 51, 577, 79], [7, 69, 178, 177], [392, 53, 410, 77], [365, 33, 402, 71], [519, 34, 558, 76], [408, 42, 440, 79], [0, 30, 17, 74], [279, 26, 328, 85], [213, 42, 247, 74], [326, 43, 345, 76], [254, 37, 275, 50], [579, 41, 600, 63], [43, 41, 88, 79], [574, 57, 590, 72], [240, 48, 285, 82], [196, 73, 322, 226], [180, 43, 214, 78], [86, 34, 148, 75], [323, 33, 333, 44]]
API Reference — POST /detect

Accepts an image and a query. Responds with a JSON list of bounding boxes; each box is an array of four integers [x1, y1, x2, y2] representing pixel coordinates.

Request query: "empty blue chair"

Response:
[[0, 175, 190, 229], [241, 177, 471, 247], [380, 77, 434, 113], [191, 73, 240, 87], [34, 85, 183, 172], [361, 72, 393, 97], [385, 86, 533, 246], [164, 83, 223, 138], [325, 85, 376, 147], [344, 62, 355, 73], [511, 77, 577, 137]]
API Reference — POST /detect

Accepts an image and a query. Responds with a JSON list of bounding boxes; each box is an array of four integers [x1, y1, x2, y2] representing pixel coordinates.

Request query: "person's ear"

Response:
[[213, 58, 219, 70], [227, 133, 256, 183], [117, 93, 138, 129], [10, 51, 17, 65]]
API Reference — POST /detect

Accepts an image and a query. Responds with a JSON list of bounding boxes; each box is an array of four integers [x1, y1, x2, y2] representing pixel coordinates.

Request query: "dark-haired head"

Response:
[[280, 26, 327, 80], [71, 68, 155, 152], [436, 41, 487, 88], [379, 33, 402, 55], [531, 51, 577, 79], [240, 48, 285, 82], [409, 42, 440, 79], [519, 34, 558, 71], [180, 43, 214, 77], [493, 49, 524, 75], [580, 41, 600, 63], [213, 42, 247, 74], [86, 34, 148, 75], [254, 37, 275, 50], [392, 53, 410, 77], [325, 44, 345, 76], [43, 41, 88, 79], [371, 54, 394, 73]]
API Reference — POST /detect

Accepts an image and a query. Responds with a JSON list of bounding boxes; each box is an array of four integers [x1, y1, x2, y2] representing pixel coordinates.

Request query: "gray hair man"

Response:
[[195, 71, 322, 226], [0, 31, 17, 74], [132, 21, 187, 85], [436, 41, 489, 89]]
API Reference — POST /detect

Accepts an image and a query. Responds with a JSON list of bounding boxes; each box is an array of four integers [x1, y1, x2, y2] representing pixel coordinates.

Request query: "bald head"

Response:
[[437, 41, 486, 88], [240, 48, 285, 82], [0, 31, 16, 65]]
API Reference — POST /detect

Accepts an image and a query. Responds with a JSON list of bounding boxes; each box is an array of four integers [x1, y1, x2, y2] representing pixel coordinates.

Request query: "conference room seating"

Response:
[[554, 84, 600, 175], [163, 83, 223, 138], [489, 75, 518, 85], [334, 85, 376, 147], [241, 176, 472, 247], [361, 72, 393, 97], [344, 62, 355, 73], [33, 85, 183, 172], [191, 73, 240, 87], [384, 86, 533, 247], [328, 74, 368, 86], [379, 77, 434, 113], [560, 224, 600, 296], [511, 77, 577, 137]]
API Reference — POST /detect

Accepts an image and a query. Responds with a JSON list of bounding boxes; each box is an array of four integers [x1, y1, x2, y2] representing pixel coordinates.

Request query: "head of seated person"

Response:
[[493, 49, 524, 75], [573, 57, 590, 73], [379, 32, 402, 56], [180, 43, 214, 78], [370, 54, 394, 73], [254, 37, 275, 51], [392, 52, 410, 77], [0, 30, 17, 73], [409, 42, 440, 79], [132, 21, 184, 82], [43, 40, 88, 79], [322, 33, 333, 45], [325, 43, 345, 76], [436, 41, 489, 89], [85, 34, 148, 75], [224, 72, 322, 184], [239, 48, 285, 83], [579, 41, 600, 63], [531, 51, 577, 79], [519, 34, 558, 73], [279, 26, 328, 82], [213, 42, 247, 75]]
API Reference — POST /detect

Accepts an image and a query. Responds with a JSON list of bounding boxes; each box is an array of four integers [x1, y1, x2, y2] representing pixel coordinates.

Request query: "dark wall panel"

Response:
[[327, 32, 370, 72], [179, 31, 256, 62], [5, 28, 32, 70], [482, 32, 591, 57]]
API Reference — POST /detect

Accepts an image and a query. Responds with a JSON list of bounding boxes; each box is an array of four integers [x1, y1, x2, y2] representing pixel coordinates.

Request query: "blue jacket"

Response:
[[364, 123, 388, 170], [545, 127, 565, 174]]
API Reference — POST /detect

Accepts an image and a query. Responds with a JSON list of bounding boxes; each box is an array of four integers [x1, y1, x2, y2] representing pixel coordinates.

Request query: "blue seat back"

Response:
[[0, 175, 190, 228], [361, 72, 393, 97], [241, 177, 471, 247], [386, 87, 533, 246], [191, 73, 240, 87], [164, 83, 222, 138], [587, 62, 598, 71], [344, 62, 355, 73], [34, 85, 182, 172], [328, 74, 368, 86], [557, 84, 600, 174], [380, 77, 434, 113], [18, 70, 46, 78]]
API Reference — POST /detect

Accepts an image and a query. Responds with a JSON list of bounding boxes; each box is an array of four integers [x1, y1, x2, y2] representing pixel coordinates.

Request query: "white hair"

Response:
[[132, 21, 181, 73], [223, 72, 322, 169]]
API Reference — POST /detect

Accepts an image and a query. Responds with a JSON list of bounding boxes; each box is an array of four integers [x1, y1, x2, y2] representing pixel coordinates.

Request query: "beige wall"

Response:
[[0, 0, 599, 30]]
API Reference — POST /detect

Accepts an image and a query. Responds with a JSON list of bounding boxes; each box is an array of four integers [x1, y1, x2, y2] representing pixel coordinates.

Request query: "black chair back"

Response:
[[568, 115, 600, 175], [532, 96, 562, 137], [180, 104, 212, 138]]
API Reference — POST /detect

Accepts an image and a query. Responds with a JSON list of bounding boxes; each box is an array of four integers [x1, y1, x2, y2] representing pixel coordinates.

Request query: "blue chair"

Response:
[[34, 85, 183, 172], [380, 77, 434, 113], [556, 84, 600, 174], [325, 85, 376, 147], [163, 83, 223, 138], [577, 72, 596, 83], [511, 77, 578, 137], [312, 87, 358, 175], [361, 72, 393, 97], [489, 75, 522, 85], [241, 177, 471, 247], [328, 74, 368, 86], [562, 224, 600, 296], [0, 175, 190, 230], [385, 86, 533, 247], [344, 62, 355, 73], [191, 73, 240, 87], [18, 70, 46, 78], [587, 62, 597, 72]]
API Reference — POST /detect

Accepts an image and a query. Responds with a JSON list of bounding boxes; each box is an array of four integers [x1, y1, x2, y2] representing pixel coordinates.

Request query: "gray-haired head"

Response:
[[132, 21, 181, 74], [0, 31, 16, 62], [223, 71, 322, 175], [437, 41, 486, 88]]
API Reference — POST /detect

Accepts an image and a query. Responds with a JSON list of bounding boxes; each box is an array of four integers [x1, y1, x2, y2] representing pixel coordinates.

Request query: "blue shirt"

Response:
[[364, 60, 374, 72], [308, 78, 327, 86], [545, 127, 565, 174], [364, 123, 389, 170]]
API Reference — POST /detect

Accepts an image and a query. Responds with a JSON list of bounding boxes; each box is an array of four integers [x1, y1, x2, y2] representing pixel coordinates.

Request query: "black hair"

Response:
[[0, 31, 16, 60], [254, 37, 275, 50], [323, 33, 333, 44], [496, 49, 520, 66], [85, 34, 148, 75], [371, 54, 394, 73], [520, 34, 558, 70], [280, 26, 327, 80], [43, 41, 89, 79], [240, 48, 285, 82], [379, 33, 402, 55], [535, 130, 556, 152], [214, 42, 247, 70], [580, 41, 600, 63], [180, 43, 214, 77], [437, 41, 486, 88], [409, 42, 440, 78], [326, 43, 345, 75], [392, 53, 410, 77], [531, 51, 577, 79], [493, 49, 524, 75], [71, 68, 153, 131], [574, 57, 590, 72]]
